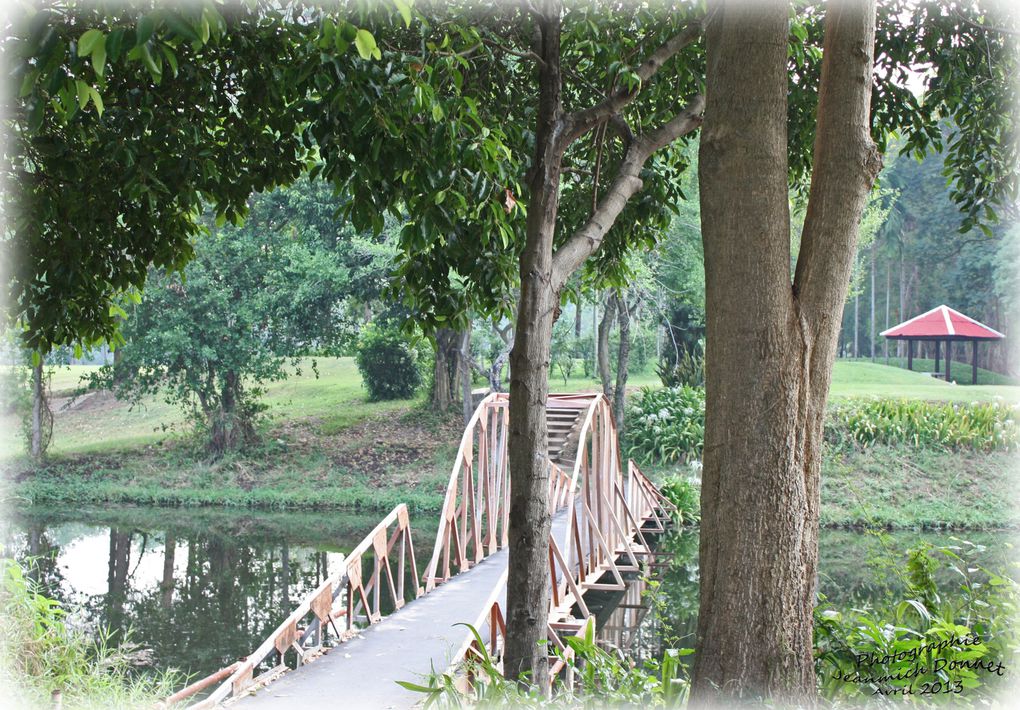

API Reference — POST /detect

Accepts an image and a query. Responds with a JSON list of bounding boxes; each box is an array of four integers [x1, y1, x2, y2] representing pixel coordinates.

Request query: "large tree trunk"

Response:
[[432, 330, 454, 412], [692, 0, 879, 703], [504, 0, 563, 688]]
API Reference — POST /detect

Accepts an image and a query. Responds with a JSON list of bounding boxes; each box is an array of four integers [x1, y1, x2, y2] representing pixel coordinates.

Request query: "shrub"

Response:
[[826, 399, 1020, 451], [399, 621, 691, 707], [625, 386, 705, 464], [0, 558, 180, 708], [355, 325, 423, 401], [815, 539, 1019, 704], [659, 475, 700, 525], [655, 340, 704, 388]]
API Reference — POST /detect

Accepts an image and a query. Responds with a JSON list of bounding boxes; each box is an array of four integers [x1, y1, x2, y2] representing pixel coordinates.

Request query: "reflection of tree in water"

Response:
[[4, 510, 356, 681], [124, 530, 331, 678]]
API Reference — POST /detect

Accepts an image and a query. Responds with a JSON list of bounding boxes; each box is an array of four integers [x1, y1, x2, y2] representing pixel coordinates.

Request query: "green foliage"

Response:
[[815, 540, 1019, 704], [96, 183, 355, 455], [658, 476, 700, 525], [0, 557, 180, 708], [625, 386, 705, 465], [356, 325, 422, 401], [0, 360, 53, 458], [826, 399, 1020, 451], [2, 1, 395, 355], [399, 621, 690, 708], [655, 339, 704, 388]]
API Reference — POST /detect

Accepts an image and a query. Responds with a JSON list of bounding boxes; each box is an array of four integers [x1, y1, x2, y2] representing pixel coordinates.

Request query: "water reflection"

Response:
[[2, 505, 1015, 690], [2, 505, 438, 682]]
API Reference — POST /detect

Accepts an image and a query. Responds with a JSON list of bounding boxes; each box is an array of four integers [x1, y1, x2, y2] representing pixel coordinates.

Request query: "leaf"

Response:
[[78, 29, 104, 57], [92, 37, 107, 77], [140, 44, 162, 82], [26, 96, 44, 133], [164, 14, 200, 43], [136, 15, 155, 47], [88, 86, 104, 116], [394, 0, 413, 28], [395, 680, 437, 694], [75, 79, 90, 109], [354, 29, 377, 61]]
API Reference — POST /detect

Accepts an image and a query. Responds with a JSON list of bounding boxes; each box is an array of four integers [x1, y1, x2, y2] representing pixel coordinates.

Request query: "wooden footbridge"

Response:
[[180, 392, 675, 709]]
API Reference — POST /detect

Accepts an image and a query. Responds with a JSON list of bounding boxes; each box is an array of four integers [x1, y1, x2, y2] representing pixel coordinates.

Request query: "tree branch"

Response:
[[560, 22, 702, 147], [793, 1, 881, 337], [551, 93, 705, 289], [480, 36, 548, 66]]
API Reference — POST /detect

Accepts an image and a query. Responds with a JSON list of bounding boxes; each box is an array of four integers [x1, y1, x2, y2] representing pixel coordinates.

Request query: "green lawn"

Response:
[[828, 361, 1020, 402], [1, 358, 418, 458], [4, 358, 1016, 459]]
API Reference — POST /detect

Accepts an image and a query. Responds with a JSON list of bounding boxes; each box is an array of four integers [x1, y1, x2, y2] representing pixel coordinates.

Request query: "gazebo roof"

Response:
[[880, 305, 1005, 341]]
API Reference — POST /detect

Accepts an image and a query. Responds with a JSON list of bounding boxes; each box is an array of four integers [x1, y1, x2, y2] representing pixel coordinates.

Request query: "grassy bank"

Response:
[[4, 359, 1018, 525], [821, 444, 1018, 529], [6, 403, 463, 513]]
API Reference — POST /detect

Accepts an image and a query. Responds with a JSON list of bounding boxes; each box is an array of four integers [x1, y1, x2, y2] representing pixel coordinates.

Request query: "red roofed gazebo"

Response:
[[880, 305, 1005, 384]]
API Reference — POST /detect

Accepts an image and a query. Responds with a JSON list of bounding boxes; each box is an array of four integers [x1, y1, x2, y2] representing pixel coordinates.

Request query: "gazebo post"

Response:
[[934, 340, 940, 374], [907, 339, 914, 370], [972, 340, 978, 385], [946, 340, 952, 382]]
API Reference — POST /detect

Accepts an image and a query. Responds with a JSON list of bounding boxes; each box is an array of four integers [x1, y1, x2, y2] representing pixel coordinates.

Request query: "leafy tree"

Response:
[[1, 1, 381, 354], [103, 185, 353, 454], [5, 0, 1016, 703]]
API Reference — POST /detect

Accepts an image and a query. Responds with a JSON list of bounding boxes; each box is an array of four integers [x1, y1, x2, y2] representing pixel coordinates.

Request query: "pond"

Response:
[[2, 505, 1016, 693]]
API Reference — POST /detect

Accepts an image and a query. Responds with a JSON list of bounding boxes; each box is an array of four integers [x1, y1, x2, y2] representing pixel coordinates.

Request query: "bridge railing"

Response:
[[548, 394, 655, 627], [190, 504, 421, 708], [451, 394, 675, 686], [424, 392, 512, 590]]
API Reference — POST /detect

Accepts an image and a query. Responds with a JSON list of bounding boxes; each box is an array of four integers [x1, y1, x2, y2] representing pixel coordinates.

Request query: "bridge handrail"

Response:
[[423, 391, 509, 590], [191, 503, 419, 708]]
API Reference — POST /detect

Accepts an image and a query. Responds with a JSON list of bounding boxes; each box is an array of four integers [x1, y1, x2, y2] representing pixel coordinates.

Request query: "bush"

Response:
[[0, 558, 180, 708], [659, 475, 700, 525], [815, 539, 1019, 704], [826, 399, 1020, 451], [625, 386, 705, 464], [656, 340, 705, 388], [355, 325, 422, 401]]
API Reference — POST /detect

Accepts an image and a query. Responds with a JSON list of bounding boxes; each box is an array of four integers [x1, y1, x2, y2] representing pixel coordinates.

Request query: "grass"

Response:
[[1, 358, 417, 457], [5, 358, 1018, 525], [828, 360, 1020, 402], [820, 444, 1019, 529]]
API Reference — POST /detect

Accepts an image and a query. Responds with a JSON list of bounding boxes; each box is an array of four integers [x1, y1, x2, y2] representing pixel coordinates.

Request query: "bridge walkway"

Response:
[[233, 509, 572, 709]]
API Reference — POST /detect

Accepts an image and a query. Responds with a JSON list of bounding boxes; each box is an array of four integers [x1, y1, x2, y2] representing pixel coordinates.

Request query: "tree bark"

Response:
[[460, 330, 473, 424], [692, 0, 879, 703], [612, 292, 632, 431], [597, 292, 617, 398], [870, 242, 876, 360], [853, 292, 859, 357], [432, 329, 454, 412], [504, 0, 564, 687], [884, 257, 891, 363], [30, 359, 43, 460], [502, 2, 705, 688]]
